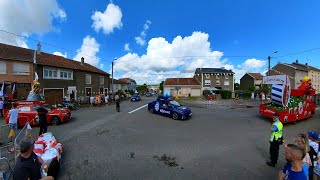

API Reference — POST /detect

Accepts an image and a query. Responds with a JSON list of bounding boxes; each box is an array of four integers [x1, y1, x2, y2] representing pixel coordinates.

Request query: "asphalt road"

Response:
[[26, 97, 319, 180]]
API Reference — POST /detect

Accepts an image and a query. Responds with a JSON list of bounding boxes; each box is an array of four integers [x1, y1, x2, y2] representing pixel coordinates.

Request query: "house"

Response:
[[269, 62, 308, 89], [112, 79, 128, 93], [0, 43, 110, 105], [118, 78, 137, 91], [0, 43, 36, 100], [163, 78, 202, 97], [291, 60, 320, 93], [240, 73, 264, 90], [194, 68, 235, 91], [147, 85, 160, 92]]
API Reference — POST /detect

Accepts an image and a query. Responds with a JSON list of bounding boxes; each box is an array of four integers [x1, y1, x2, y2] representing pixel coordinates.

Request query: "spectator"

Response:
[[37, 104, 48, 136], [90, 96, 94, 108], [0, 97, 3, 117], [295, 134, 312, 167], [251, 92, 254, 99], [207, 95, 212, 107], [13, 136, 54, 180], [115, 93, 120, 112], [308, 132, 320, 180], [9, 103, 19, 131], [105, 94, 109, 105], [278, 144, 308, 180]]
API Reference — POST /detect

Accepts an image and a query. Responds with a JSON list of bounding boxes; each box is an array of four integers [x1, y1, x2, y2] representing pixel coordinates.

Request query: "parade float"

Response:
[[259, 75, 316, 124]]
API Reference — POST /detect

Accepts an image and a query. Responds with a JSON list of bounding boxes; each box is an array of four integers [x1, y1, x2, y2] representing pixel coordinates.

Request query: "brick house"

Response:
[[194, 68, 235, 91], [0, 43, 35, 100], [0, 43, 110, 105], [118, 78, 137, 91], [240, 73, 264, 90], [164, 78, 202, 97]]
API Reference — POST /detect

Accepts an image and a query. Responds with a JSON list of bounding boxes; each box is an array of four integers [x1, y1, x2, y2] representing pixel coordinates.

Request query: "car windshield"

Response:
[[169, 101, 181, 107], [44, 104, 55, 110]]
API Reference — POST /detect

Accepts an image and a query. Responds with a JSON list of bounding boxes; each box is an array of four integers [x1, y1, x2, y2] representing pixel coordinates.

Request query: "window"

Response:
[[99, 87, 104, 94], [59, 70, 73, 80], [224, 80, 229, 86], [43, 68, 58, 79], [13, 63, 30, 75], [0, 62, 6, 74], [216, 75, 220, 79], [205, 74, 210, 79], [205, 80, 211, 85], [216, 80, 220, 85], [85, 87, 92, 97], [86, 74, 91, 84], [225, 75, 229, 79], [99, 76, 104, 85]]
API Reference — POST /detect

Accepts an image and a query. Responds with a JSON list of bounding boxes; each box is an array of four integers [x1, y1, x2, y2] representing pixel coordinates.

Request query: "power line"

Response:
[[274, 48, 320, 58], [0, 29, 101, 61]]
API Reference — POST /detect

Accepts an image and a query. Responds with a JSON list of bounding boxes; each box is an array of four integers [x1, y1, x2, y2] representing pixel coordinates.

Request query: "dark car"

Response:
[[131, 93, 141, 102], [148, 96, 192, 120]]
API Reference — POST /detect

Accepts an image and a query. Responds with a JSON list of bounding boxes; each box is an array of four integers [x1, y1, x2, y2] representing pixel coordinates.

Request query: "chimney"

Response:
[[296, 59, 298, 63], [36, 42, 41, 54], [81, 57, 84, 65]]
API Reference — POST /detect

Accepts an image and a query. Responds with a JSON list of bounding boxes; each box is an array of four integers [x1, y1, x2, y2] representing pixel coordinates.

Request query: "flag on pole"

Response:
[[27, 123, 32, 130], [8, 129, 15, 138], [12, 83, 16, 94], [34, 72, 39, 81], [0, 82, 4, 97]]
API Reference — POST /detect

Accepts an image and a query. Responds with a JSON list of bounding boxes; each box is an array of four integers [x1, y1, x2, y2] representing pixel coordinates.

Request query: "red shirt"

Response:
[[207, 95, 212, 100]]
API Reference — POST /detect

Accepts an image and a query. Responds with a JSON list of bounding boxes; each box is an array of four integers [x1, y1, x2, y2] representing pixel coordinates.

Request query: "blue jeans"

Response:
[[9, 123, 17, 130]]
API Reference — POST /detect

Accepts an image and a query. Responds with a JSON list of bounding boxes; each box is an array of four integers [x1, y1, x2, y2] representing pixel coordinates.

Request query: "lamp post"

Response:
[[111, 58, 117, 97], [268, 51, 278, 76]]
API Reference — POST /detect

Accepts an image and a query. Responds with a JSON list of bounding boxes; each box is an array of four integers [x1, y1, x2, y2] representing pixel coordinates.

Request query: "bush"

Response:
[[117, 90, 127, 97], [220, 90, 232, 99]]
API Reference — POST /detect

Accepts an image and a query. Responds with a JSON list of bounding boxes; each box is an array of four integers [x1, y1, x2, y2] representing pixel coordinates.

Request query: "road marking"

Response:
[[126, 128, 137, 132], [128, 104, 148, 114]]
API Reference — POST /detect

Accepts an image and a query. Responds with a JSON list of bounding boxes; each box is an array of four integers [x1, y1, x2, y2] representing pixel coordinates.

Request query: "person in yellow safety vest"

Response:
[[266, 113, 284, 167]]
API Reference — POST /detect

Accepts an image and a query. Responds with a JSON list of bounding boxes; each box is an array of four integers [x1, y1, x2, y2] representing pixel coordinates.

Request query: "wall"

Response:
[[295, 70, 308, 89], [270, 64, 296, 89], [240, 74, 254, 90], [202, 73, 234, 91], [164, 86, 201, 97], [309, 70, 320, 93]]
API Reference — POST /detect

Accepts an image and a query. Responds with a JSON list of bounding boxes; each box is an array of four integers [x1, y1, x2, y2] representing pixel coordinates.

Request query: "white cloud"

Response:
[[0, 0, 66, 48], [124, 43, 131, 51], [135, 20, 151, 46], [115, 31, 267, 85], [53, 51, 67, 58], [91, 3, 122, 34], [74, 35, 100, 67], [135, 37, 145, 46], [100, 64, 104, 69]]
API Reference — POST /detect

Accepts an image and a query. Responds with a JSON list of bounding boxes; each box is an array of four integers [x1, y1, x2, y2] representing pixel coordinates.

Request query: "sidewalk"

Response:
[[179, 98, 259, 109]]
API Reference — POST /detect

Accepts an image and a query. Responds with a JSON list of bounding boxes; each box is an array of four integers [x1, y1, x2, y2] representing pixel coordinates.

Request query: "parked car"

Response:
[[146, 92, 152, 97], [131, 93, 141, 102], [5, 104, 71, 128], [148, 96, 192, 120]]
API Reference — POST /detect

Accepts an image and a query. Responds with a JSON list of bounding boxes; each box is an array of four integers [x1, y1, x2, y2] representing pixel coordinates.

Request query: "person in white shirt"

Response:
[[105, 95, 109, 105], [89, 96, 94, 108], [9, 104, 19, 130]]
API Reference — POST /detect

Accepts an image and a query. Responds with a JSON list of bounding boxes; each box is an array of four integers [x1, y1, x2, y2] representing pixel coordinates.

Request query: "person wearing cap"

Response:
[[266, 113, 284, 167], [13, 136, 53, 180]]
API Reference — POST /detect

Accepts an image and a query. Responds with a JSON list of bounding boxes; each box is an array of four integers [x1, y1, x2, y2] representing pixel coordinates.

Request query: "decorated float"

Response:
[[259, 75, 316, 124]]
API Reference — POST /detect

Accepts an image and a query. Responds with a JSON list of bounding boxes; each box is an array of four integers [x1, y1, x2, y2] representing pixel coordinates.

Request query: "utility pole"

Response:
[[111, 61, 114, 96], [268, 56, 271, 76]]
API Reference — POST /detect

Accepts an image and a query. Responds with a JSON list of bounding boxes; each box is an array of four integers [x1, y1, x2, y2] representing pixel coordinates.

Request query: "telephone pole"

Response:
[[111, 58, 117, 96], [268, 56, 271, 76]]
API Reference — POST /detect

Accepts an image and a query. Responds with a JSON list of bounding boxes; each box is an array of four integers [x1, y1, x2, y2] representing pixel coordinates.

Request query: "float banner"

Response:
[[263, 75, 287, 85]]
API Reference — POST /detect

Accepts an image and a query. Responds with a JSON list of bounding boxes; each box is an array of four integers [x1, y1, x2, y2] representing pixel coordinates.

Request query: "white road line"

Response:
[[126, 128, 137, 132], [128, 104, 148, 114]]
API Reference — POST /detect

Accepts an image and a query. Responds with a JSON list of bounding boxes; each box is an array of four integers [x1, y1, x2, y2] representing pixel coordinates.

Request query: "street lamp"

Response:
[[267, 51, 278, 76], [111, 58, 117, 96]]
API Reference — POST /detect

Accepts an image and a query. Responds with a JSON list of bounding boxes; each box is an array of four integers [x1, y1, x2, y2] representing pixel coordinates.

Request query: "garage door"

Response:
[[44, 89, 63, 105], [191, 89, 201, 97]]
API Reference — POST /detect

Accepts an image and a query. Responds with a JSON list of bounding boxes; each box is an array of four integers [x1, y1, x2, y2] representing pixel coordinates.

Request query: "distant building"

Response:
[[193, 68, 235, 91], [240, 73, 263, 90], [118, 78, 137, 91], [164, 78, 201, 97], [112, 79, 128, 93]]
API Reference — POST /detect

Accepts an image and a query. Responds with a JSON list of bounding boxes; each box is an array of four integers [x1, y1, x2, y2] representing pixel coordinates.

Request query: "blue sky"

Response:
[[0, 0, 319, 84]]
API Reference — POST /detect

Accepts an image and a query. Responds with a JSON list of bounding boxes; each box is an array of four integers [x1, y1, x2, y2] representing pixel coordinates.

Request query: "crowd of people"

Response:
[[267, 113, 320, 180]]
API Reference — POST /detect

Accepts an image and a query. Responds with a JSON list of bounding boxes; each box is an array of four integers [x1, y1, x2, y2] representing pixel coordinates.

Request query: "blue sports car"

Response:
[[148, 96, 192, 120], [131, 93, 141, 102]]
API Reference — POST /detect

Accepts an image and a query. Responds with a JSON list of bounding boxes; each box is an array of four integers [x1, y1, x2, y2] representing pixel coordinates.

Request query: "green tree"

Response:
[[234, 83, 240, 90], [159, 81, 164, 92], [247, 85, 256, 92]]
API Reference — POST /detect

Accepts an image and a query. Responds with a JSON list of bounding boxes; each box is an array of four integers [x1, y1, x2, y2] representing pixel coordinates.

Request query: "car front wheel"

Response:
[[51, 116, 61, 126], [149, 108, 155, 113], [172, 112, 179, 120]]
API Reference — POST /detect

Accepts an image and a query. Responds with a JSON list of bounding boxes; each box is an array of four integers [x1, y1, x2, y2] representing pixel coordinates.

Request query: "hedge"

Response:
[[220, 90, 232, 99]]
